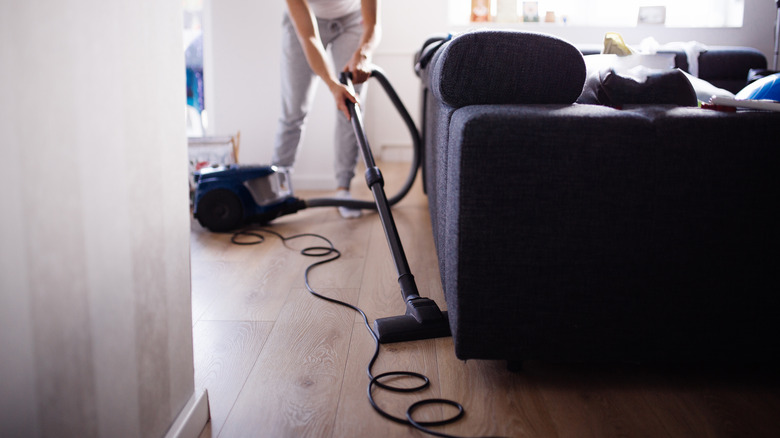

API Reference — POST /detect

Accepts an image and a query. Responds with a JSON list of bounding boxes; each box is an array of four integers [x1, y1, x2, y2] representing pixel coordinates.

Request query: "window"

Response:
[[450, 0, 744, 28]]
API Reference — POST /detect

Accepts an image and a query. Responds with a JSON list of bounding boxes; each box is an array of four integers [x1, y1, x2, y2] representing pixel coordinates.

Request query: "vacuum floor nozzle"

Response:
[[373, 297, 451, 343]]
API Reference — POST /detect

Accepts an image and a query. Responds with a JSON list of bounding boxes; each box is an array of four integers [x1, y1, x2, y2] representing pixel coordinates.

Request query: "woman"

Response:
[[272, 0, 381, 218]]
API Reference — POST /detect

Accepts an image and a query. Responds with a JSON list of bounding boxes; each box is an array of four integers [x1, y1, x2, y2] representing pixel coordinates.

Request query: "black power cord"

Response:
[[230, 227, 505, 438]]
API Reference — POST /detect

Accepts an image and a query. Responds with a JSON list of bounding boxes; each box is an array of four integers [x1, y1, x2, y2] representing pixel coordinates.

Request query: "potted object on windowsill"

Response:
[[522, 1, 539, 23], [470, 0, 490, 22]]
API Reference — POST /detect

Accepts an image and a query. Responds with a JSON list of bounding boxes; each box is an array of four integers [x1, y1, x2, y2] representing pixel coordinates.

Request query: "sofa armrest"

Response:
[[427, 30, 586, 108]]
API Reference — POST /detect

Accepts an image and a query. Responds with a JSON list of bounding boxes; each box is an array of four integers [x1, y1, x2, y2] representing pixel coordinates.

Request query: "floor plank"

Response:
[[217, 287, 359, 438], [193, 320, 273, 436], [435, 339, 557, 438], [332, 322, 442, 438]]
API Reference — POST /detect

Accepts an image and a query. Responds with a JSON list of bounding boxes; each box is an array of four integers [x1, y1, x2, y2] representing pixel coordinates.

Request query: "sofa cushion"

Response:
[[578, 67, 698, 107], [429, 30, 586, 108]]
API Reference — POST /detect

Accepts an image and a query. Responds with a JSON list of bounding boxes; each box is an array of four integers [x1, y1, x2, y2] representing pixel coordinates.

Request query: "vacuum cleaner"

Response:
[[192, 69, 450, 344]]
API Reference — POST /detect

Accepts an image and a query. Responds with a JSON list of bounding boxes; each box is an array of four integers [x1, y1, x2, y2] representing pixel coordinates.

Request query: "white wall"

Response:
[[0, 1, 196, 437], [207, 0, 778, 189], [364, 0, 451, 163], [207, 0, 338, 189]]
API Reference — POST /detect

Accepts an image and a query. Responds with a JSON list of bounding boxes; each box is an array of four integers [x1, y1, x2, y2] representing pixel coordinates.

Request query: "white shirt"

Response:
[[307, 0, 361, 20]]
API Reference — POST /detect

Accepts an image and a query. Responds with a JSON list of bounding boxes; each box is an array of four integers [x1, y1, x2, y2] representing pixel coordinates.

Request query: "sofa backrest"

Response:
[[427, 30, 587, 108], [699, 47, 767, 92], [579, 44, 767, 93]]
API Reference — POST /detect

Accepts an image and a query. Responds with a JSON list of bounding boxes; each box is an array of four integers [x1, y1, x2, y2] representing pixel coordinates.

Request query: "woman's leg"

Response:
[[325, 11, 365, 191], [272, 13, 318, 168]]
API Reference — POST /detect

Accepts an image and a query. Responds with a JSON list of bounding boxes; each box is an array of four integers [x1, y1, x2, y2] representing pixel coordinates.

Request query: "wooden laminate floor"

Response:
[[191, 161, 780, 438]]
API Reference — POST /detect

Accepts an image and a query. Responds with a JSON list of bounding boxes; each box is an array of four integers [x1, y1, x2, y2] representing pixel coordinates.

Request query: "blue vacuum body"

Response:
[[193, 164, 306, 231]]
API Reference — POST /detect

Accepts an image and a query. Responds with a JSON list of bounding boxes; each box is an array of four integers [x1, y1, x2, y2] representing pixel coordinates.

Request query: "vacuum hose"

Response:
[[304, 68, 421, 210]]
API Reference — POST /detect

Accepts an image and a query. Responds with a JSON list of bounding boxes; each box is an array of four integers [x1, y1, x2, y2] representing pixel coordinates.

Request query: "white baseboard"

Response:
[[291, 175, 337, 191], [165, 390, 210, 438]]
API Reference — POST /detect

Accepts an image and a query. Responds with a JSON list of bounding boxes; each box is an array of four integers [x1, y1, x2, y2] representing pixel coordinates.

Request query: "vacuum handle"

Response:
[[339, 68, 421, 170], [339, 71, 420, 301], [339, 71, 377, 169]]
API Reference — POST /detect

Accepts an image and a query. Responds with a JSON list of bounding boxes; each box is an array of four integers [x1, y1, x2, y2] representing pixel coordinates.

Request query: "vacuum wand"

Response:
[[340, 70, 450, 343]]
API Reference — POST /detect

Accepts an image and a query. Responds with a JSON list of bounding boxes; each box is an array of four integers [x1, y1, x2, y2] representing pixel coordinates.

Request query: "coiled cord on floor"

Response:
[[230, 227, 503, 438]]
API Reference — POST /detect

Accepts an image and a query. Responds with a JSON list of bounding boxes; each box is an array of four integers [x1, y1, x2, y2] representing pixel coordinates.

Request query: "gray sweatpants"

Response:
[[272, 10, 364, 189]]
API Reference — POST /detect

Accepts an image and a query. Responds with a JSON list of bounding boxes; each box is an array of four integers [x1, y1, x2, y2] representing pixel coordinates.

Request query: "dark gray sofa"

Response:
[[418, 30, 780, 365], [576, 44, 768, 93]]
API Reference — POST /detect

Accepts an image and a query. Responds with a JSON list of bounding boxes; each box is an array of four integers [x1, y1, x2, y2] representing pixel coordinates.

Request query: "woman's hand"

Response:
[[327, 80, 359, 120], [343, 50, 372, 84], [347, 0, 380, 85]]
